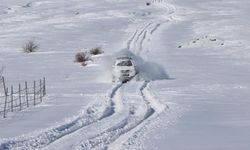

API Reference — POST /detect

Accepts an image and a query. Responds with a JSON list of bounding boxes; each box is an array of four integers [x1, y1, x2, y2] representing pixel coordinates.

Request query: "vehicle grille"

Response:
[[121, 70, 130, 73], [122, 73, 130, 77]]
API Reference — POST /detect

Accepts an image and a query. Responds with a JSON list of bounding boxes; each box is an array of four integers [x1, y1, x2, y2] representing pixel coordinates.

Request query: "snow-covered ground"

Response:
[[0, 0, 250, 149]]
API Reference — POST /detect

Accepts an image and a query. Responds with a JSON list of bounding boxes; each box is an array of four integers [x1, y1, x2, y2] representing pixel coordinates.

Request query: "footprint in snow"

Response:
[[178, 35, 225, 49]]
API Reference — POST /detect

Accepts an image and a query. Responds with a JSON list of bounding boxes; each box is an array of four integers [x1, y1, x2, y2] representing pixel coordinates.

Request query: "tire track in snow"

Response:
[[126, 22, 152, 54], [126, 0, 176, 55], [41, 83, 129, 150], [127, 29, 138, 50], [75, 81, 166, 150], [128, 21, 169, 55], [107, 81, 167, 150], [46, 0, 175, 149], [109, 0, 176, 148], [0, 83, 123, 150], [150, 23, 162, 35]]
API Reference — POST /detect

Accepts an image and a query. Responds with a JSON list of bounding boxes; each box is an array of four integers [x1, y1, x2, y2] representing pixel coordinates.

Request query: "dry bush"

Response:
[[23, 40, 39, 53], [89, 47, 103, 55], [75, 52, 90, 65]]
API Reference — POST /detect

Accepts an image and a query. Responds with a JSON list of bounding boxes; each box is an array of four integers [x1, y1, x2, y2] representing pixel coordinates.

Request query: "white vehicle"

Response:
[[112, 56, 137, 83]]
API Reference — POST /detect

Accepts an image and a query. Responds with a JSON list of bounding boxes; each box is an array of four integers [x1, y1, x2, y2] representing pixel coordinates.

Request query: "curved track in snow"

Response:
[[127, 0, 176, 55], [0, 83, 123, 150], [71, 0, 175, 149], [73, 81, 167, 150]]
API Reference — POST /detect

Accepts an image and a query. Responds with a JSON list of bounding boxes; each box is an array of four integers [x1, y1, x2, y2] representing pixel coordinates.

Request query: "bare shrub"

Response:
[[23, 40, 39, 53], [90, 47, 103, 55], [75, 52, 90, 65]]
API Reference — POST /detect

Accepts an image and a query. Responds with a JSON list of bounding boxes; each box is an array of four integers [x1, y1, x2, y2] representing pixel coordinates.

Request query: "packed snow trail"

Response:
[[107, 81, 168, 150], [41, 81, 167, 150], [105, 0, 176, 148], [75, 81, 167, 150], [126, 0, 176, 55], [0, 83, 122, 150], [41, 83, 130, 150], [50, 0, 174, 149]]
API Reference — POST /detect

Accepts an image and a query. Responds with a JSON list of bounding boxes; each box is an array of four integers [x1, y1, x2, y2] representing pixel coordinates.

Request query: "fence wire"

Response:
[[0, 77, 46, 118]]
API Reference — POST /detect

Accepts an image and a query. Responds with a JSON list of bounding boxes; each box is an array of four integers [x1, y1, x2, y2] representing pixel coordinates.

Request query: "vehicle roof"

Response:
[[114, 56, 134, 66], [116, 56, 132, 60]]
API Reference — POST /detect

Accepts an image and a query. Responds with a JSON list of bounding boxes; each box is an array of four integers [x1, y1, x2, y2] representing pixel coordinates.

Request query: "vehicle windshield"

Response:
[[117, 60, 132, 66]]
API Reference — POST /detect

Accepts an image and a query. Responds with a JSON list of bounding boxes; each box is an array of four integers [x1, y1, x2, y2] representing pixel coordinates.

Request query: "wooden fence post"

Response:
[[43, 77, 46, 96], [2, 78, 46, 117], [33, 81, 36, 106], [2, 78, 47, 118], [11, 85, 13, 112], [2, 77, 7, 96], [2, 77, 8, 118], [19, 84, 22, 111], [39, 79, 42, 102], [3, 88, 8, 118], [25, 81, 29, 107]]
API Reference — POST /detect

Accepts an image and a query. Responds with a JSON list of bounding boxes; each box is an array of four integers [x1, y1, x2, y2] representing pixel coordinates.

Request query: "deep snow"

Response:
[[1, 0, 250, 149]]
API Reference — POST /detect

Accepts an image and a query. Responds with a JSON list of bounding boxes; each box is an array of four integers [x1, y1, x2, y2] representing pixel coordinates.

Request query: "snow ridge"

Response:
[[0, 83, 122, 150], [75, 81, 167, 150]]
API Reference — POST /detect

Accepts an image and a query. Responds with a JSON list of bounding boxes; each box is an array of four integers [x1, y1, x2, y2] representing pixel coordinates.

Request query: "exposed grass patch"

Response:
[[75, 52, 90, 66], [23, 40, 39, 53], [89, 47, 103, 55]]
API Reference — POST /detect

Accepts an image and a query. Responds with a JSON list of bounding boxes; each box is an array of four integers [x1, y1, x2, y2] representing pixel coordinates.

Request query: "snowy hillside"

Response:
[[0, 0, 250, 149]]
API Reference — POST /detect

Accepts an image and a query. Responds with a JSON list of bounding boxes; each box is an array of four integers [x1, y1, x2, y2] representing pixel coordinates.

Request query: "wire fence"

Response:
[[0, 77, 46, 118]]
